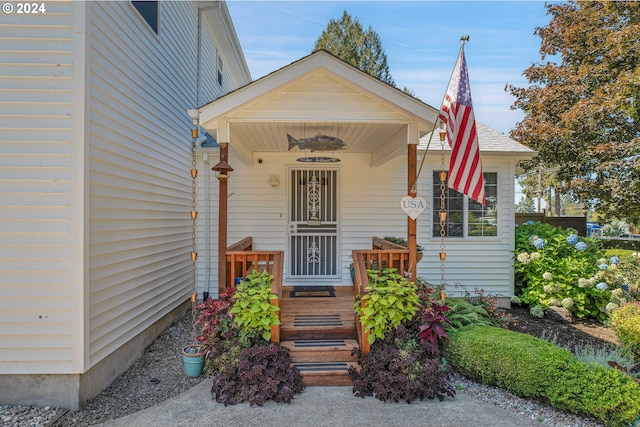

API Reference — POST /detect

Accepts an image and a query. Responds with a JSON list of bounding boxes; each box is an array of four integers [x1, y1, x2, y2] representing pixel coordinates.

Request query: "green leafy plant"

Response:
[[445, 325, 640, 427], [442, 298, 492, 330], [211, 342, 304, 406], [610, 302, 640, 359], [355, 268, 419, 345], [230, 270, 280, 343], [462, 288, 518, 328], [514, 222, 633, 322]]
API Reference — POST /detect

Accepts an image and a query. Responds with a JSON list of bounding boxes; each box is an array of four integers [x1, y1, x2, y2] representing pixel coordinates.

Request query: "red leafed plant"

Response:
[[418, 299, 451, 354], [195, 286, 236, 344]]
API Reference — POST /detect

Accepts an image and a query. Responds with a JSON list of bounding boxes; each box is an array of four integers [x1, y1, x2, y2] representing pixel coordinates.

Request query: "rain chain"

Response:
[[438, 129, 447, 300], [190, 123, 199, 342]]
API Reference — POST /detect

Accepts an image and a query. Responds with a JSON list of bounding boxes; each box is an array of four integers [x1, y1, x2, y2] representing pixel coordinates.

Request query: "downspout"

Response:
[[196, 3, 220, 299], [203, 153, 211, 298]]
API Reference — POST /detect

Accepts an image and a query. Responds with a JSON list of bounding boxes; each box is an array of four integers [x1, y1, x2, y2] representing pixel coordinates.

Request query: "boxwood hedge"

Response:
[[444, 325, 640, 427]]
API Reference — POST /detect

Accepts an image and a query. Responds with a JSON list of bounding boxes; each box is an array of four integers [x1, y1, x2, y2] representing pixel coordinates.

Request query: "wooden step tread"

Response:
[[293, 361, 358, 386], [283, 339, 358, 350], [294, 361, 357, 372], [280, 313, 355, 327], [283, 339, 358, 363]]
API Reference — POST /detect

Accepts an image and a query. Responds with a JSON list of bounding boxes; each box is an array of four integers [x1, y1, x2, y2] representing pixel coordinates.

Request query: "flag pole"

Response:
[[411, 36, 469, 192]]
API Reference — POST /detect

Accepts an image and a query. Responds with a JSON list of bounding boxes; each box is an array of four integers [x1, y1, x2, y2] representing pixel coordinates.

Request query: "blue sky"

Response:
[[226, 1, 553, 136]]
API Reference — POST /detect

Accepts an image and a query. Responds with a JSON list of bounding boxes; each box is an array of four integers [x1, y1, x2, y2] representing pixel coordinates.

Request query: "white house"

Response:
[[193, 50, 536, 300], [1, 0, 535, 410], [0, 1, 250, 409]]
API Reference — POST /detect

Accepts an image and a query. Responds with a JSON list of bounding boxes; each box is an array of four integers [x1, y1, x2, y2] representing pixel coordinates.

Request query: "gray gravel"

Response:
[[1, 309, 608, 427]]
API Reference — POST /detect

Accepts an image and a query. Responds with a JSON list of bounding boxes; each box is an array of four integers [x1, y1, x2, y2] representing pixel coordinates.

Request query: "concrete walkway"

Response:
[[96, 379, 543, 427]]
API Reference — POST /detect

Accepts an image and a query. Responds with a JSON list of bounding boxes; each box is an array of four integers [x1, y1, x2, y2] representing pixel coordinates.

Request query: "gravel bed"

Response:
[[452, 373, 605, 427], [0, 309, 609, 427], [1, 309, 202, 427]]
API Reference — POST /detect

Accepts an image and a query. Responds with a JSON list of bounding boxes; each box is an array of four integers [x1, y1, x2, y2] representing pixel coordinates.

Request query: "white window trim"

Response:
[[428, 169, 499, 240]]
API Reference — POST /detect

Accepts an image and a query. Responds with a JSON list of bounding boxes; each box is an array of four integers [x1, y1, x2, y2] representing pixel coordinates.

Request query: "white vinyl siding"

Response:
[[86, 1, 199, 366], [0, 1, 76, 373], [199, 19, 220, 106], [197, 151, 517, 299]]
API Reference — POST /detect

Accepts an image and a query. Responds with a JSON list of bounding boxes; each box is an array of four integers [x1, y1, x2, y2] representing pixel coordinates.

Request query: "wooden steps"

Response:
[[280, 286, 359, 386]]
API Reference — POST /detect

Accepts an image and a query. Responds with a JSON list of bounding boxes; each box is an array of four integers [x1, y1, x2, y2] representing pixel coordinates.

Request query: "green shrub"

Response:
[[514, 222, 632, 322], [445, 325, 575, 397], [610, 302, 640, 358], [602, 239, 640, 251], [445, 325, 640, 426]]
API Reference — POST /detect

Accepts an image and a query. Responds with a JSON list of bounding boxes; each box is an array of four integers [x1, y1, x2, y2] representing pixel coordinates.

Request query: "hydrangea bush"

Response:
[[514, 222, 634, 322]]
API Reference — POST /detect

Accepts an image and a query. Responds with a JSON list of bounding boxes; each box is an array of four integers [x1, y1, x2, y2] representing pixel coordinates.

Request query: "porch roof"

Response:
[[196, 50, 439, 166], [420, 122, 537, 160]]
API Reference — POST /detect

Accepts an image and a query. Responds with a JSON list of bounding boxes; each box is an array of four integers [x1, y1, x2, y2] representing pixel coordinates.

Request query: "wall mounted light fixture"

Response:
[[269, 175, 280, 187]]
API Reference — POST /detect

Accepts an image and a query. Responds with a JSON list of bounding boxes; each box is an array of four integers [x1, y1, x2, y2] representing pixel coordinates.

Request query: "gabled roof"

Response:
[[197, 50, 439, 166], [197, 49, 535, 164]]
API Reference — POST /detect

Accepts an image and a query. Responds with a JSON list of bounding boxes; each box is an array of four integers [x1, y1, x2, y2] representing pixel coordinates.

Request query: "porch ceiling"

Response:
[[228, 121, 408, 154]]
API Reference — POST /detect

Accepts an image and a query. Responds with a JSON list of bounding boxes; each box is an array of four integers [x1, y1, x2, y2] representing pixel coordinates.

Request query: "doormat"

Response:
[[289, 286, 335, 298]]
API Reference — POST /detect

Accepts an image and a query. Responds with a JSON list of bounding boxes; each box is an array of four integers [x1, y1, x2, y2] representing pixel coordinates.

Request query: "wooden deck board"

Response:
[[279, 285, 359, 385]]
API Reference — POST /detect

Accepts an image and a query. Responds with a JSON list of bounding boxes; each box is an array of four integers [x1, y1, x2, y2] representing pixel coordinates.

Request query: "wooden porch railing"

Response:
[[352, 238, 410, 355], [226, 237, 283, 343]]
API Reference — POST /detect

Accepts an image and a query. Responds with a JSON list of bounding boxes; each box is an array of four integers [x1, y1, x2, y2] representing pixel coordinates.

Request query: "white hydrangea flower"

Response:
[[578, 278, 588, 288], [561, 298, 574, 309], [549, 298, 561, 307], [530, 252, 541, 260], [612, 288, 624, 297], [607, 264, 617, 271], [517, 253, 530, 264], [530, 305, 545, 318], [543, 285, 554, 293], [605, 302, 619, 312], [598, 258, 608, 265], [543, 272, 553, 281]]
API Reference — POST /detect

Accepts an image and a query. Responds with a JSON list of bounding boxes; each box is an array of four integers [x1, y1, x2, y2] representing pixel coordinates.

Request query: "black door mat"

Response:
[[289, 286, 335, 298]]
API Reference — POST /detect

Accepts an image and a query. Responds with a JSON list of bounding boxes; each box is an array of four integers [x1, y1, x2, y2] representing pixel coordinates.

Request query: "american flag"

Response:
[[438, 46, 485, 205]]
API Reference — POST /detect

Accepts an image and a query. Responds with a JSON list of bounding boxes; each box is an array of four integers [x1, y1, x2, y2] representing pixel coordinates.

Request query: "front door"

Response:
[[288, 168, 339, 280]]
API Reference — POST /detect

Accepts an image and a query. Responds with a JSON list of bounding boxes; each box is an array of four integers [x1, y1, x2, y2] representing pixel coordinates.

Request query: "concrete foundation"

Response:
[[0, 299, 189, 410]]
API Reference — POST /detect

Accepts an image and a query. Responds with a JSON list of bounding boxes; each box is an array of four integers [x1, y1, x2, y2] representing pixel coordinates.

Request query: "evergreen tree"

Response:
[[314, 10, 395, 86]]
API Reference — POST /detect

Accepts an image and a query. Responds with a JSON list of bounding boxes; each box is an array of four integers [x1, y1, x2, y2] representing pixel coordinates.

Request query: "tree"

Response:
[[314, 10, 395, 86], [507, 1, 640, 222]]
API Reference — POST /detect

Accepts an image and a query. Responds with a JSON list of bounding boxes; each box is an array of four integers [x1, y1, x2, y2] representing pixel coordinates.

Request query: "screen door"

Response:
[[288, 168, 339, 279]]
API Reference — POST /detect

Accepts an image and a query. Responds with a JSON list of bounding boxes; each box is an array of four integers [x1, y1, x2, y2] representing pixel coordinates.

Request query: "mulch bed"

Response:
[[505, 306, 619, 352]]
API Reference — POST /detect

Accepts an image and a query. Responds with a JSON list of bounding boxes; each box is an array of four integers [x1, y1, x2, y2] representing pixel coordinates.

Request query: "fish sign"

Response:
[[400, 195, 427, 220], [287, 134, 346, 152]]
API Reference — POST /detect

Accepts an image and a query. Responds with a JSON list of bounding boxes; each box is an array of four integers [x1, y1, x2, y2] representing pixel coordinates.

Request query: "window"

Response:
[[432, 171, 498, 237], [132, 1, 158, 34], [217, 56, 223, 86]]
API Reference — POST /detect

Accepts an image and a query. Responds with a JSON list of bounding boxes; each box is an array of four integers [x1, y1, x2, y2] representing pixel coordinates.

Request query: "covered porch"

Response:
[[193, 50, 438, 296]]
